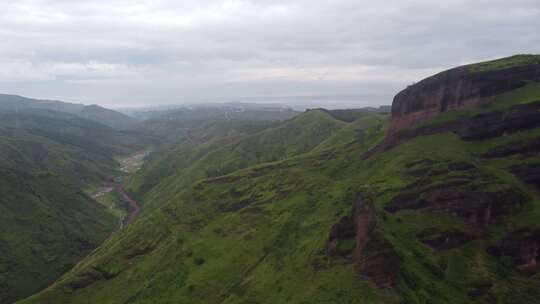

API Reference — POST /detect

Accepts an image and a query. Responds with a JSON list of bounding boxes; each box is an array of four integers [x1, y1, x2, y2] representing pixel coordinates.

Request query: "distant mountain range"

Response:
[[0, 94, 139, 131]]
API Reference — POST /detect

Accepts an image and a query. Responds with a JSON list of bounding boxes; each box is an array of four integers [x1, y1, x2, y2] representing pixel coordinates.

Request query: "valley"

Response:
[[2, 55, 540, 304], [0, 100, 302, 304], [90, 151, 148, 229], [90, 180, 142, 229], [2, 1, 538, 303]]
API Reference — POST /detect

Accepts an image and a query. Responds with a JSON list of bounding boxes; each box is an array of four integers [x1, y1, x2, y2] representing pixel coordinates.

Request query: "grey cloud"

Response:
[[0, 0, 539, 106]]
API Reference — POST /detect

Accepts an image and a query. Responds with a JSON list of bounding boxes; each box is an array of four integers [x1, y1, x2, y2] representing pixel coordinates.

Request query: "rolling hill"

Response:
[[17, 55, 540, 304]]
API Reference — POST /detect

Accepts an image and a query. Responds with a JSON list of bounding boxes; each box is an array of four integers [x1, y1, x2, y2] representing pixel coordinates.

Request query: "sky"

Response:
[[0, 0, 539, 107]]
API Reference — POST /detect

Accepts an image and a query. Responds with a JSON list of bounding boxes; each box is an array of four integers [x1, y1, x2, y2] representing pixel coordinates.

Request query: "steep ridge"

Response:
[[0, 112, 153, 303], [355, 54, 540, 302], [367, 54, 540, 157], [390, 54, 540, 132], [20, 56, 540, 304]]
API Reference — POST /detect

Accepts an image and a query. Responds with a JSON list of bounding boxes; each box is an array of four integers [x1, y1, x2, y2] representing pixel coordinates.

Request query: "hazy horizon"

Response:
[[1, 1, 539, 107], [104, 93, 394, 110]]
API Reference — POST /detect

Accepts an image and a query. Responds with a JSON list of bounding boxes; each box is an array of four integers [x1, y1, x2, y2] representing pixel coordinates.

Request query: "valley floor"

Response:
[[90, 151, 149, 229], [91, 182, 141, 228]]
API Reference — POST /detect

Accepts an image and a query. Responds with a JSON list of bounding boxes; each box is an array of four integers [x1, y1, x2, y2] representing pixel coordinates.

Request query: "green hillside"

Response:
[[126, 109, 382, 212], [23, 115, 540, 304], [19, 109, 390, 304], [19, 58, 540, 304], [139, 106, 299, 144], [0, 112, 153, 303]]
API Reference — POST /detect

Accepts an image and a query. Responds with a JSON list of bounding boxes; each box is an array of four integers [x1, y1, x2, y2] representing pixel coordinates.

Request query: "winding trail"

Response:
[[93, 182, 141, 227], [116, 185, 140, 226]]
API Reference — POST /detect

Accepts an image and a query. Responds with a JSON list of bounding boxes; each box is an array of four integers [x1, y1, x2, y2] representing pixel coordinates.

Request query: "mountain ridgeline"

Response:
[[16, 55, 540, 304], [0, 94, 140, 131]]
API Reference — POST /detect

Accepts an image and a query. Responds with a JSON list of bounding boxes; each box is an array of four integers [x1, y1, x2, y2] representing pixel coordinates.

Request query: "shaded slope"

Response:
[[0, 128, 115, 303], [0, 112, 152, 303], [0, 111, 156, 157]]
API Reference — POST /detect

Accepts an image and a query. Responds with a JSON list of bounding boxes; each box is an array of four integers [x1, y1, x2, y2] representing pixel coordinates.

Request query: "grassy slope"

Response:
[[365, 133, 540, 304], [0, 113, 153, 303], [125, 118, 281, 204], [313, 114, 388, 152], [126, 110, 357, 211], [20, 111, 391, 304], [25, 108, 540, 304], [142, 115, 277, 145], [468, 54, 540, 72], [20, 68, 540, 303]]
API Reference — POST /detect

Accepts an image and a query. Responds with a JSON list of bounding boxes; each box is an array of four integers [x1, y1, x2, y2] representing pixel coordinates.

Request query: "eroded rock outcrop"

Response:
[[355, 231, 401, 288], [385, 185, 526, 226], [365, 99, 540, 158], [417, 229, 474, 250], [482, 137, 540, 158], [390, 63, 540, 132], [326, 195, 376, 258], [326, 195, 400, 288], [488, 230, 540, 269], [510, 164, 540, 192], [363, 56, 540, 159]]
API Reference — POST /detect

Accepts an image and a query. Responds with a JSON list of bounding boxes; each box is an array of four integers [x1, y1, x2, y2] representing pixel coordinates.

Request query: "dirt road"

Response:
[[91, 182, 141, 227], [116, 185, 140, 226]]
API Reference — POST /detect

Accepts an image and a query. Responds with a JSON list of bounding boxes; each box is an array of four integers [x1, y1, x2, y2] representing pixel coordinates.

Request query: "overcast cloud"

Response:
[[0, 0, 539, 107]]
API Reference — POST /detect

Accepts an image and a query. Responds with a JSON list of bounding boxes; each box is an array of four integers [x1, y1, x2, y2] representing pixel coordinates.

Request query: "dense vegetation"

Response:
[[0, 102, 301, 303], [19, 107, 390, 304], [9, 56, 540, 304], [126, 108, 387, 212], [0, 111, 154, 303]]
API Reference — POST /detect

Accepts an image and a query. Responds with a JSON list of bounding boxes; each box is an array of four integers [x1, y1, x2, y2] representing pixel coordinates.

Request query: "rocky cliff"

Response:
[[390, 55, 540, 132]]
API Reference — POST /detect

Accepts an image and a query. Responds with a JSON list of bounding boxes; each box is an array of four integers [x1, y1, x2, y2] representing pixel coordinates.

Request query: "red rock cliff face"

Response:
[[390, 64, 540, 132], [326, 196, 400, 288]]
